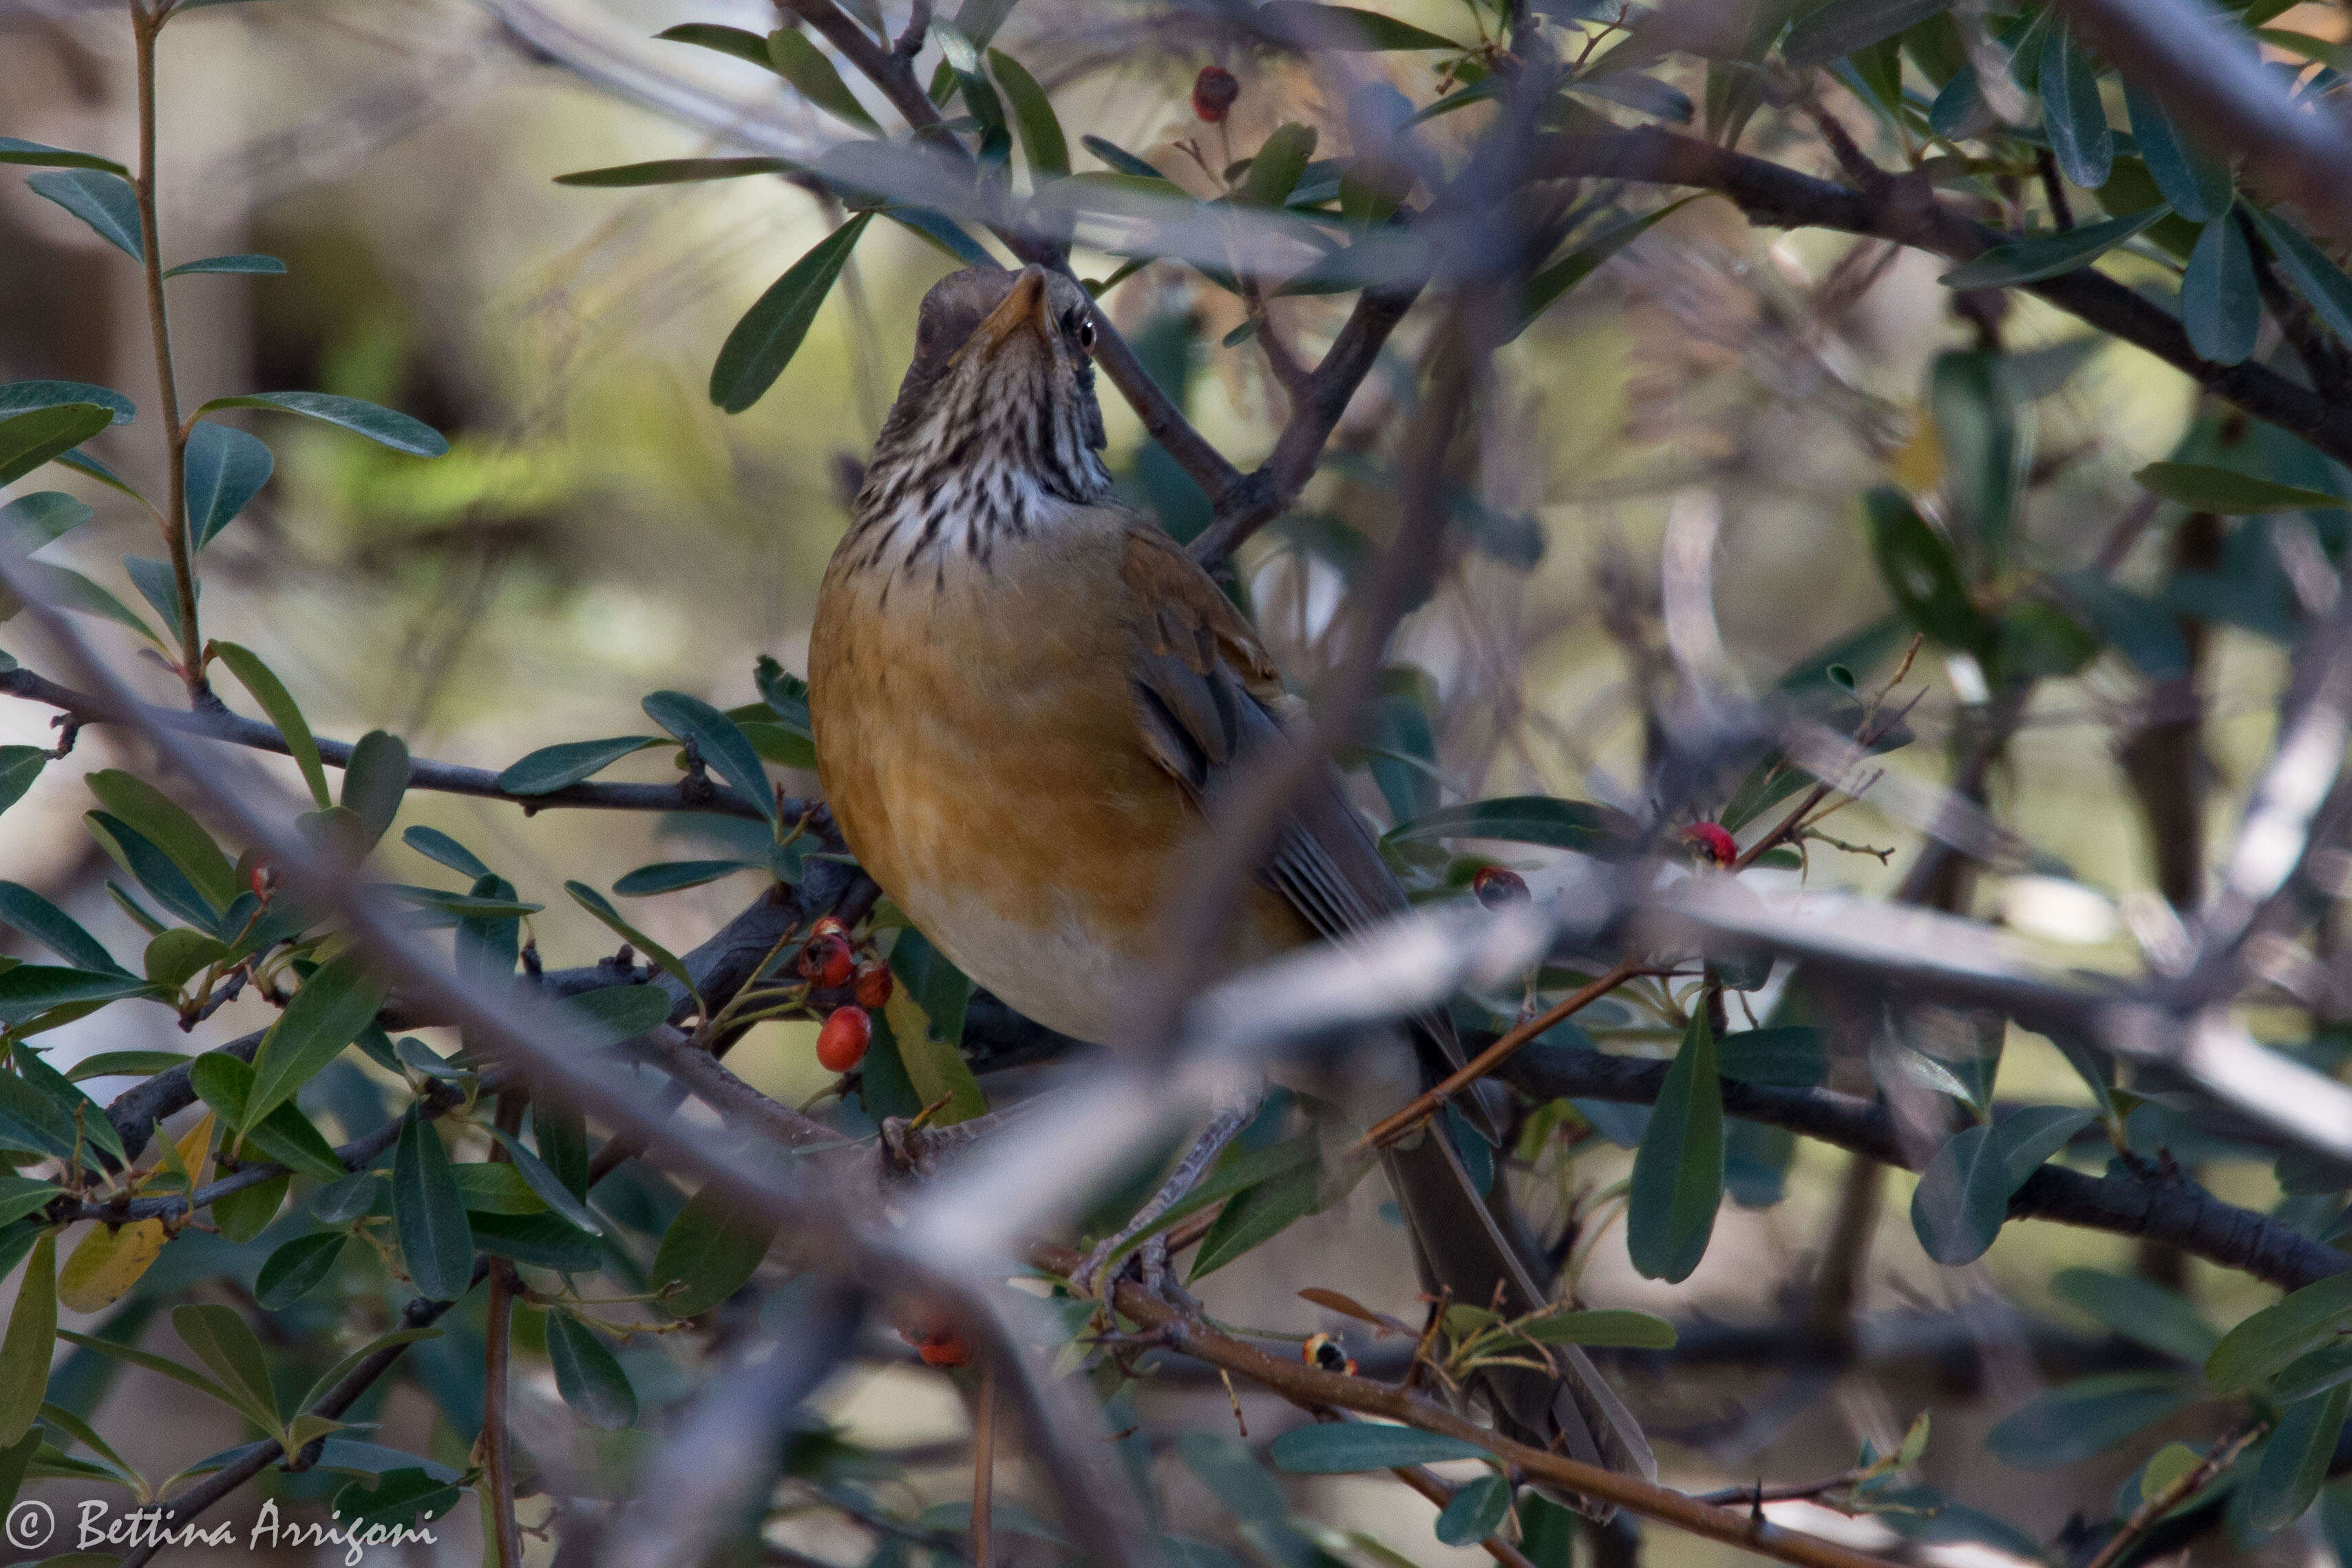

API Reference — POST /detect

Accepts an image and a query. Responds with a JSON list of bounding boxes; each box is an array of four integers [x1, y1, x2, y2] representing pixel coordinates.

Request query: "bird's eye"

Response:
[[1076, 314, 1096, 350]]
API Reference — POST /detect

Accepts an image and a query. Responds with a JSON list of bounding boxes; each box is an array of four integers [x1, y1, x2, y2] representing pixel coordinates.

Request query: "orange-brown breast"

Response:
[[808, 505, 1309, 1046]]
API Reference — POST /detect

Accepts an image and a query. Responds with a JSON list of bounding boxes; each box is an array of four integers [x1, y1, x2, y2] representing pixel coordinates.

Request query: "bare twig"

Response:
[[2080, 1419, 2265, 1568]]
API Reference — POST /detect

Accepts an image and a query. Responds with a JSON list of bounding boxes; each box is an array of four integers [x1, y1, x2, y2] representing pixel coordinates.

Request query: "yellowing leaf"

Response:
[[881, 986, 985, 1125], [1888, 409, 1943, 496], [57, 1219, 168, 1311]]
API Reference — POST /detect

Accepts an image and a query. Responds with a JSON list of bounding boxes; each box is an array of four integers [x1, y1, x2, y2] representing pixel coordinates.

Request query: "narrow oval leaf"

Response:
[[988, 50, 1068, 178], [2183, 212, 2261, 365], [25, 169, 143, 259], [1256, 1, 1463, 50], [1940, 207, 2167, 290], [246, 952, 391, 1129], [710, 212, 872, 414], [544, 1312, 637, 1430], [1268, 1423, 1485, 1473], [1387, 796, 1635, 854], [211, 641, 332, 809], [564, 882, 699, 1001], [312, 1172, 381, 1224], [1434, 1472, 1512, 1545], [0, 881, 123, 975], [553, 156, 796, 187], [2248, 205, 2352, 348], [0, 965, 153, 1031], [394, 1108, 474, 1302], [0, 380, 134, 425], [641, 690, 775, 821], [2053, 1267, 2221, 1363], [2123, 84, 2230, 222], [0, 403, 116, 487], [340, 730, 410, 851], [1518, 1308, 1677, 1348], [654, 21, 774, 69], [183, 421, 274, 549], [1188, 1163, 1322, 1282], [192, 392, 446, 457], [1715, 1026, 1827, 1087], [1911, 1123, 2009, 1264], [2039, 24, 2112, 189], [2133, 462, 2347, 515], [85, 770, 237, 911], [1986, 1372, 2199, 1467], [170, 1302, 282, 1430], [767, 28, 881, 132], [1993, 1104, 2095, 1191], [0, 751, 41, 822], [2247, 1384, 2350, 1529], [63, 1049, 185, 1083], [2273, 1342, 2352, 1403], [1512, 197, 1706, 339], [0, 137, 129, 177], [1627, 1012, 1724, 1282], [487, 1130, 602, 1234], [213, 1170, 289, 1242], [651, 1183, 775, 1317], [2209, 1271, 2352, 1392], [401, 825, 491, 879], [162, 253, 286, 277], [0, 1230, 59, 1445], [57, 1219, 167, 1313], [1081, 134, 1167, 180], [496, 735, 660, 795], [611, 860, 752, 896], [1782, 0, 1952, 67]]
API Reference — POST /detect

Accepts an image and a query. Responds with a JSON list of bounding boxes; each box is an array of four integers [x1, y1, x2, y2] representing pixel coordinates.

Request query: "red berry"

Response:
[[854, 962, 893, 1009], [918, 1333, 972, 1368], [1192, 65, 1240, 123], [1471, 867, 1529, 910], [816, 1006, 871, 1072], [1684, 822, 1737, 867], [799, 933, 855, 989], [809, 915, 849, 943]]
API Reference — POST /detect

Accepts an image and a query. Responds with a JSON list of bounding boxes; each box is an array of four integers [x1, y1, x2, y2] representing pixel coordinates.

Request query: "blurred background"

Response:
[[3, 0, 2349, 1561]]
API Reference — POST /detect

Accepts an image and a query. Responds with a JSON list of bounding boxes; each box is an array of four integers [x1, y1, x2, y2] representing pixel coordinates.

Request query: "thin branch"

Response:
[[483, 1260, 526, 1568], [2080, 1419, 2265, 1568], [1388, 1460, 1541, 1568], [0, 665, 772, 820]]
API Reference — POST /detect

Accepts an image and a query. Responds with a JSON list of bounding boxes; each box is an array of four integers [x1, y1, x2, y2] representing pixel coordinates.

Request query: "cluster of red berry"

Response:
[[892, 1304, 973, 1368], [798, 915, 893, 1072]]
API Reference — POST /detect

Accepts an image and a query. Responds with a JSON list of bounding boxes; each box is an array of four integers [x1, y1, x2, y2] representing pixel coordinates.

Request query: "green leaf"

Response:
[[1993, 1104, 2094, 1190], [1939, 207, 2167, 288], [545, 1312, 637, 1430], [339, 730, 409, 851], [0, 489, 97, 560], [1910, 1123, 2009, 1264], [1866, 487, 1992, 654], [452, 1162, 546, 1216], [1257, 1, 1463, 49], [25, 170, 143, 260], [8, 560, 162, 648], [555, 156, 798, 189], [641, 691, 775, 820], [312, 1172, 380, 1224], [651, 1183, 775, 1317], [2275, 1341, 2352, 1403], [187, 1050, 253, 1125], [2248, 205, 2352, 350], [766, 28, 881, 133], [654, 21, 774, 69], [183, 421, 273, 550], [0, 1230, 56, 1445], [2183, 211, 2260, 365], [496, 735, 660, 795], [0, 884, 113, 982], [246, 953, 390, 1130], [612, 860, 751, 896], [0, 403, 114, 487], [85, 770, 237, 912], [564, 882, 699, 1004], [987, 50, 1068, 178], [123, 555, 187, 649], [243, 1100, 350, 1183], [1781, 0, 1950, 65], [393, 1107, 474, 1302], [2208, 1271, 2352, 1392], [2247, 1384, 2349, 1529], [1240, 123, 1318, 207], [2123, 85, 2229, 222], [2039, 23, 2112, 189], [1081, 134, 1166, 179], [56, 1327, 243, 1415], [53, 445, 145, 502], [0, 750, 43, 821], [191, 392, 446, 457], [710, 213, 871, 414], [1715, 1025, 1827, 1087], [0, 966, 152, 1032], [64, 1048, 184, 1084], [2050, 1269, 2221, 1365], [1386, 796, 1633, 854], [884, 931, 986, 1123], [400, 826, 490, 880], [211, 641, 332, 810], [254, 1232, 348, 1310], [335, 1467, 463, 1536], [1929, 350, 2026, 565], [0, 380, 134, 426], [0, 1180, 59, 1229], [170, 1303, 282, 1432], [555, 985, 673, 1052], [162, 253, 286, 277], [144, 928, 224, 990], [1987, 1372, 2199, 1467], [469, 1209, 602, 1273], [1511, 198, 1706, 340], [1516, 1308, 1677, 1348], [1269, 1423, 1485, 1473], [1627, 1012, 1724, 1283], [1434, 1472, 1512, 1545], [486, 1131, 602, 1235], [1189, 1160, 1321, 1281], [2133, 462, 2348, 514], [0, 138, 129, 177], [219, 1169, 290, 1243]]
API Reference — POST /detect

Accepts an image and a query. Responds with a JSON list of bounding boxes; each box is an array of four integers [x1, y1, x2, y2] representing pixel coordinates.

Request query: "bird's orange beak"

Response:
[[968, 266, 1053, 358]]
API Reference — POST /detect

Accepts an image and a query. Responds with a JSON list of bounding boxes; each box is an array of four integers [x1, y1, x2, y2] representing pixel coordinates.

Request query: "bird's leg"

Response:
[[1072, 1101, 1256, 1302]]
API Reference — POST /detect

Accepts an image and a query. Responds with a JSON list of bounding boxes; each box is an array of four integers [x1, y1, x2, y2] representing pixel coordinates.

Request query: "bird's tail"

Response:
[[1381, 1121, 1655, 1514]]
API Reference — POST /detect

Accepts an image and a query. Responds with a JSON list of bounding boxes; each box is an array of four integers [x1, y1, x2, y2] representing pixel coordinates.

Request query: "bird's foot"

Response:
[[1072, 1234, 1201, 1320]]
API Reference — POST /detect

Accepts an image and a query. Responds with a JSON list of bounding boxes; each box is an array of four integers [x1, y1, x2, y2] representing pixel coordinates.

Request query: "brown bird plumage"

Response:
[[808, 265, 1651, 1496]]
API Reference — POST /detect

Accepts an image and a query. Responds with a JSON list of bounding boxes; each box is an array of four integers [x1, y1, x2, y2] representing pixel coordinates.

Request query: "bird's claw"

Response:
[[1073, 1235, 1200, 1320]]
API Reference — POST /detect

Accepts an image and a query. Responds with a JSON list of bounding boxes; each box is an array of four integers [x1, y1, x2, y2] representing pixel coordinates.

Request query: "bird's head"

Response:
[[860, 264, 1112, 520]]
